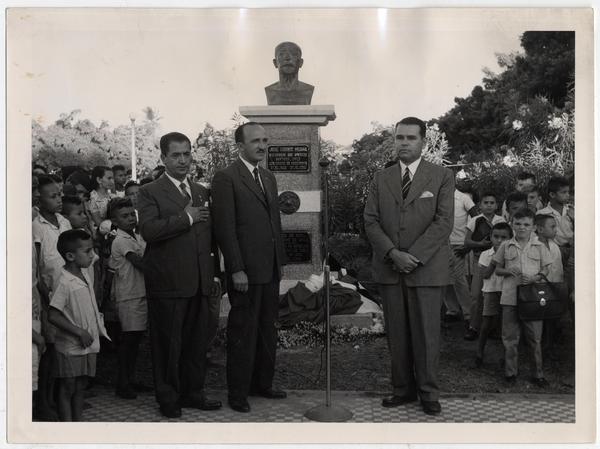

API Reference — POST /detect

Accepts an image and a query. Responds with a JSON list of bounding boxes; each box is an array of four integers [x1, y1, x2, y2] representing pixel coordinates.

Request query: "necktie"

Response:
[[253, 168, 266, 196], [402, 167, 411, 200], [180, 182, 191, 202]]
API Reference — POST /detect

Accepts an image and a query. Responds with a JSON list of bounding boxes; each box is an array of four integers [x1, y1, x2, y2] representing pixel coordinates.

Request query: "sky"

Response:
[[23, 8, 529, 145]]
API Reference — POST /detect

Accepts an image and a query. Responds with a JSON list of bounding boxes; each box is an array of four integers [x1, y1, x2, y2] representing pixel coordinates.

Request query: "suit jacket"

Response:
[[137, 174, 218, 299], [364, 159, 455, 286], [211, 159, 285, 284]]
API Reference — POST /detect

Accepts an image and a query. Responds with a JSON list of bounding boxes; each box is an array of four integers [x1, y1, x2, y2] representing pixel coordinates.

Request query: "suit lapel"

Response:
[[158, 175, 189, 209], [237, 160, 268, 209], [384, 163, 404, 204], [404, 160, 432, 206]]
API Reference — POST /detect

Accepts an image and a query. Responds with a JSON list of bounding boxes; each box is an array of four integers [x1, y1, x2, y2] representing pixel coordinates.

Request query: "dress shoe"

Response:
[[159, 402, 182, 418], [421, 400, 442, 416], [228, 398, 251, 413], [505, 375, 517, 385], [180, 396, 222, 411], [250, 388, 287, 399], [131, 382, 154, 393], [381, 394, 418, 408]]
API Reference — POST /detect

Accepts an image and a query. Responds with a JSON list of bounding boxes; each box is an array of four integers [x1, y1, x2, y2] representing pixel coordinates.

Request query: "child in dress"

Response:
[[48, 230, 109, 421]]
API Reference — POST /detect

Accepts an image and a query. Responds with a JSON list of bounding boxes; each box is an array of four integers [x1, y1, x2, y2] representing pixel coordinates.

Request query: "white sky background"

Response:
[[26, 9, 529, 146]]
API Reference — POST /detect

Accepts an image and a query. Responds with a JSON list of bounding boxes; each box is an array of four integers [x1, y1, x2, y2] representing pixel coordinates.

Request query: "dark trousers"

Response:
[[147, 293, 219, 406], [226, 277, 279, 401], [379, 280, 443, 401]]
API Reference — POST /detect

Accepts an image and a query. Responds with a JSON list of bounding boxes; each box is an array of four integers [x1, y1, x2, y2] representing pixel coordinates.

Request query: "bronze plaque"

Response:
[[267, 145, 310, 172], [283, 231, 311, 264], [278, 191, 301, 215]]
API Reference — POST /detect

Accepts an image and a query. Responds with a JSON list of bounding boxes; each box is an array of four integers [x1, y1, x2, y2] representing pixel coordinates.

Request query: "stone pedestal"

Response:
[[239, 105, 336, 287]]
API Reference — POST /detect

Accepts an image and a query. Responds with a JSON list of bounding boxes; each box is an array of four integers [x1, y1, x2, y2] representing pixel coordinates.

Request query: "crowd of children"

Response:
[[456, 172, 574, 387], [30, 164, 167, 421], [30, 161, 575, 420]]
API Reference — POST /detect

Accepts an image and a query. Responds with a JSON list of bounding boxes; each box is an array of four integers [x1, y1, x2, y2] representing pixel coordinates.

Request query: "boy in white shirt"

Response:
[[475, 222, 512, 367]]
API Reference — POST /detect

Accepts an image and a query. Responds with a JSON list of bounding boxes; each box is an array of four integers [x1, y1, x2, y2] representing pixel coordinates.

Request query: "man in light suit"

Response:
[[211, 122, 287, 413], [364, 117, 454, 415], [137, 132, 222, 418]]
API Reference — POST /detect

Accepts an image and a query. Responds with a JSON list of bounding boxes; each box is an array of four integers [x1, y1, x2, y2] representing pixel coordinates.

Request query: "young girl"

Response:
[[49, 230, 109, 421]]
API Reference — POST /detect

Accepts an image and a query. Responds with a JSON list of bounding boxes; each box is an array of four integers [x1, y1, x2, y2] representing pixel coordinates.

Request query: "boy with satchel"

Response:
[[492, 209, 552, 387]]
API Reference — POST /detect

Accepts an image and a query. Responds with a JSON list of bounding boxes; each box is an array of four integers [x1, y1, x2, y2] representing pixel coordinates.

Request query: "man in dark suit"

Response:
[[211, 122, 286, 413], [364, 117, 454, 415], [137, 132, 222, 418]]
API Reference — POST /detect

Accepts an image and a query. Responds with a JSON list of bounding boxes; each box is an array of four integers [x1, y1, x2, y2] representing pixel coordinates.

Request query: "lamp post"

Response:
[[129, 113, 137, 181]]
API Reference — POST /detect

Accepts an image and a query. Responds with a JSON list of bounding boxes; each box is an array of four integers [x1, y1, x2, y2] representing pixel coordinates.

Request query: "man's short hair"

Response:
[[32, 163, 47, 173], [108, 197, 134, 219], [528, 185, 541, 194], [535, 214, 555, 228], [512, 208, 535, 221], [517, 171, 536, 182], [394, 117, 426, 139], [61, 195, 83, 215], [50, 174, 63, 184], [112, 164, 126, 173], [547, 176, 570, 194], [274, 41, 302, 57], [505, 191, 528, 209], [159, 132, 191, 157], [234, 121, 262, 144], [57, 229, 91, 260], [491, 221, 513, 238]]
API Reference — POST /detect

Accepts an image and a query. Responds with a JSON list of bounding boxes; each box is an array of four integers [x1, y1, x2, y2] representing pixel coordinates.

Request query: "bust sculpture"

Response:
[[265, 42, 314, 105]]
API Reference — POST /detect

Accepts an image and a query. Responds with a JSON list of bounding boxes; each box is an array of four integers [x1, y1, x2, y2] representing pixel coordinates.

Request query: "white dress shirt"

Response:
[[398, 157, 422, 180], [239, 156, 265, 192]]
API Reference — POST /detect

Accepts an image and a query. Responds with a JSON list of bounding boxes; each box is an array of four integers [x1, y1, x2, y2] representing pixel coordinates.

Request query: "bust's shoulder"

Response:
[[297, 81, 315, 91]]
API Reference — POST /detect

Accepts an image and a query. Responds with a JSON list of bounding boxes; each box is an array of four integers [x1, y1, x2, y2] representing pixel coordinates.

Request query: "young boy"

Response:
[[61, 195, 100, 291], [493, 209, 552, 387], [526, 186, 542, 213], [504, 191, 528, 221], [474, 222, 512, 366], [463, 192, 506, 340], [537, 176, 573, 264], [48, 230, 109, 421], [112, 164, 127, 198], [501, 172, 544, 220], [32, 175, 72, 417], [108, 198, 147, 399], [124, 180, 140, 210], [536, 214, 566, 359]]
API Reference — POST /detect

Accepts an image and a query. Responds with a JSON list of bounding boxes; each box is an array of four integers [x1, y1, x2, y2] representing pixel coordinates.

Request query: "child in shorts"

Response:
[[493, 209, 552, 387], [49, 230, 109, 421], [108, 198, 147, 399], [475, 222, 512, 367]]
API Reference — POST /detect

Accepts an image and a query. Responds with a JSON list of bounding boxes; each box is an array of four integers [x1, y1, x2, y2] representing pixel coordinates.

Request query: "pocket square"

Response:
[[419, 191, 434, 199]]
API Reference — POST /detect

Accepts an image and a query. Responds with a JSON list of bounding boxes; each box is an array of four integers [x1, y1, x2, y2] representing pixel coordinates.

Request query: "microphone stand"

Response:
[[304, 157, 353, 422]]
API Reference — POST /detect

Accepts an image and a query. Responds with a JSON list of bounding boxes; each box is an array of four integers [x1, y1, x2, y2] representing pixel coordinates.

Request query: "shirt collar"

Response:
[[61, 267, 92, 286], [164, 171, 190, 190], [115, 228, 138, 240], [239, 156, 260, 176], [36, 212, 62, 228], [506, 233, 541, 249], [398, 157, 422, 177]]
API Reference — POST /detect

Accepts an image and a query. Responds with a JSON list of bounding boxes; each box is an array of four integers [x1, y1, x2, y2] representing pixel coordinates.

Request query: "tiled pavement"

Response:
[[82, 387, 575, 423]]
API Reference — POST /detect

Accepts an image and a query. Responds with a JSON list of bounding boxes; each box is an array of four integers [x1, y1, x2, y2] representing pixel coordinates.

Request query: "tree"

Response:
[[435, 31, 575, 161]]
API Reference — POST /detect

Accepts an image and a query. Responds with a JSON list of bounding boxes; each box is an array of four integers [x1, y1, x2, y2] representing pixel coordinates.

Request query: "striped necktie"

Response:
[[402, 167, 411, 199], [180, 182, 191, 202], [253, 168, 266, 195]]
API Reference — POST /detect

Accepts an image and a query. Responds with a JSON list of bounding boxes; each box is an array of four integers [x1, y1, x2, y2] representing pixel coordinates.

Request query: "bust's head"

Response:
[[273, 41, 303, 76]]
